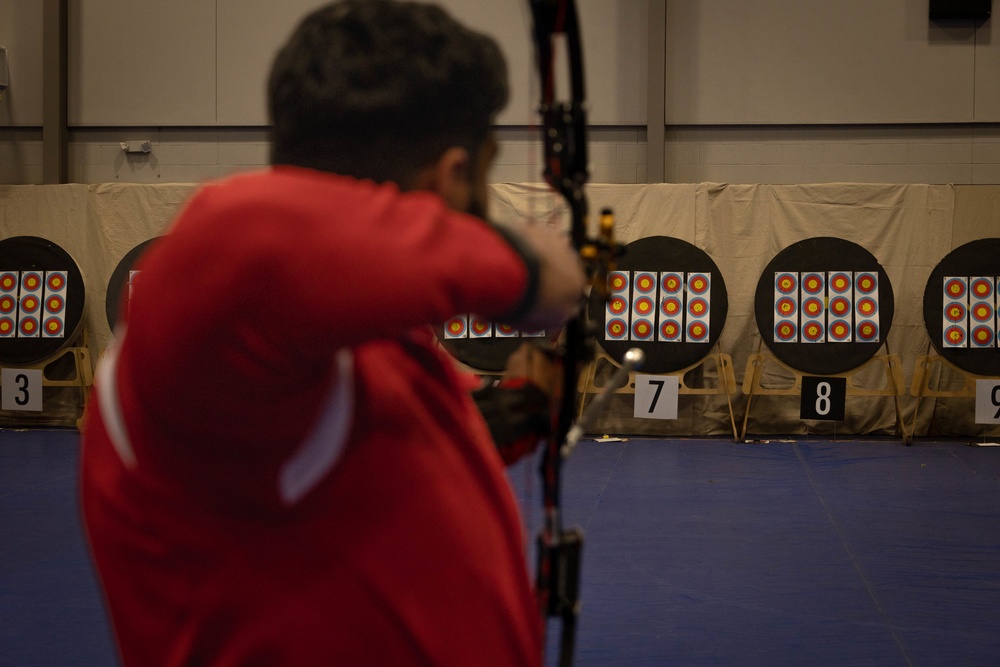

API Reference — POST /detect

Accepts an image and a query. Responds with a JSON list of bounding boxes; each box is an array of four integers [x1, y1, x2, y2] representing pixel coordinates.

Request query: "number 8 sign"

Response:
[[800, 376, 846, 421]]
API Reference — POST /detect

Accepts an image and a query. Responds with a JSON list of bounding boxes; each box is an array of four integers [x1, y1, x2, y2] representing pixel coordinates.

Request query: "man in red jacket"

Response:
[[80, 2, 585, 665]]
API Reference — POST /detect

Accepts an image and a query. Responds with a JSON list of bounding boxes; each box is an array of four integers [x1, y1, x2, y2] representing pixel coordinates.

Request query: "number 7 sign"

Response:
[[634, 375, 679, 420], [975, 380, 1000, 424]]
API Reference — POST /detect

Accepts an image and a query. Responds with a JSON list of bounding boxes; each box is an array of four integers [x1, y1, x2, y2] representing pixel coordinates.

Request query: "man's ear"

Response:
[[420, 146, 471, 211]]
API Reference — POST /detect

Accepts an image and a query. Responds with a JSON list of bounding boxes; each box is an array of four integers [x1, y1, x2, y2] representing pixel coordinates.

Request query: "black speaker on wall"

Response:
[[929, 0, 992, 22]]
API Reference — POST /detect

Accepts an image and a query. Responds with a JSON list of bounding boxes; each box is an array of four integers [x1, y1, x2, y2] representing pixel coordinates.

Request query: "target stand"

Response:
[[0, 330, 94, 430], [908, 354, 999, 437], [912, 239, 1000, 438], [745, 237, 906, 442], [0, 237, 92, 429], [739, 341, 908, 443], [578, 345, 739, 441]]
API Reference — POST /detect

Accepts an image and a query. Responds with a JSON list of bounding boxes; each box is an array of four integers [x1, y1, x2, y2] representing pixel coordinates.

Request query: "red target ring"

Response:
[[775, 297, 797, 318], [830, 272, 852, 294], [0, 296, 14, 314], [945, 278, 967, 299], [43, 317, 64, 337], [944, 325, 966, 345], [46, 272, 66, 292], [634, 296, 654, 316], [688, 275, 709, 295], [634, 273, 656, 294], [470, 318, 491, 336], [856, 297, 878, 317], [775, 320, 797, 342], [972, 302, 994, 322], [0, 273, 17, 293], [632, 319, 654, 340], [971, 278, 993, 299], [608, 272, 628, 293], [606, 318, 628, 340], [661, 297, 682, 317], [445, 317, 467, 337], [972, 325, 994, 346], [45, 295, 65, 314], [855, 273, 877, 294], [830, 296, 851, 317], [857, 320, 879, 342], [802, 273, 824, 295], [688, 297, 708, 318], [608, 296, 628, 315], [802, 322, 824, 342], [0, 317, 13, 335], [19, 316, 38, 336], [944, 303, 967, 322], [829, 321, 852, 342], [21, 272, 42, 292], [687, 321, 708, 341], [661, 273, 683, 294], [496, 323, 518, 336], [775, 273, 798, 294], [660, 320, 681, 341], [802, 297, 824, 318], [20, 295, 39, 314]]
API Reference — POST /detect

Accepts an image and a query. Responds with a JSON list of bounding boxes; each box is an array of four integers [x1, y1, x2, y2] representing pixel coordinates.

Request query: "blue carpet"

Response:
[[4, 430, 1000, 666]]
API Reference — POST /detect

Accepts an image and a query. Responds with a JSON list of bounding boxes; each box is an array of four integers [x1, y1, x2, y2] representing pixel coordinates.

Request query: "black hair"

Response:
[[268, 0, 508, 186]]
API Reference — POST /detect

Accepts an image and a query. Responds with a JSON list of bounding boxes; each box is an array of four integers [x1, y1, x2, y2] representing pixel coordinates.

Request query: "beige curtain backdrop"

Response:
[[0, 179, 996, 437]]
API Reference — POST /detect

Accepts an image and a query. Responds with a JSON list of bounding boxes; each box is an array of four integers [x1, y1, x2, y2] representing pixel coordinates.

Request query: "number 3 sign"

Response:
[[1, 368, 43, 411]]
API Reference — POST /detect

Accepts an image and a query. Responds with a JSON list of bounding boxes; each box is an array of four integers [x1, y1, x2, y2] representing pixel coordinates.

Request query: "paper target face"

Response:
[[924, 239, 1000, 374], [587, 236, 728, 374], [106, 238, 160, 331], [0, 237, 86, 365], [754, 237, 894, 375]]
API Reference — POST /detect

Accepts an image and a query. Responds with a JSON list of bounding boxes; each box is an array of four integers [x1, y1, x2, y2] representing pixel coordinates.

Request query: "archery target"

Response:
[[42, 271, 68, 339], [923, 239, 1000, 375], [588, 236, 729, 375], [657, 271, 684, 343], [854, 271, 880, 343], [754, 237, 894, 375], [469, 315, 493, 339], [630, 271, 658, 342], [106, 238, 162, 330], [774, 272, 799, 343], [0, 274, 18, 339], [969, 277, 996, 349], [686, 273, 711, 343], [17, 272, 43, 339], [800, 272, 826, 343], [0, 238, 86, 365], [443, 314, 468, 339], [942, 277, 969, 348], [606, 271, 631, 340]]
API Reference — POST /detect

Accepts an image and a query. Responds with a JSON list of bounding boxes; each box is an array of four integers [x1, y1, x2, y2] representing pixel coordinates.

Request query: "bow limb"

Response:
[[526, 1, 591, 665]]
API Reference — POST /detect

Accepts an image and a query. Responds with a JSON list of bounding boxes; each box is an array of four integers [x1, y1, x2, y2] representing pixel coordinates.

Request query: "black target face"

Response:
[[106, 238, 160, 330], [0, 237, 87, 365], [587, 236, 729, 374], [922, 238, 1000, 375], [753, 237, 894, 375]]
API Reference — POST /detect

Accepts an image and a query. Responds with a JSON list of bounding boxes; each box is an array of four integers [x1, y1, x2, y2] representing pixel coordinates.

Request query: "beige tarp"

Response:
[[0, 180, 996, 437]]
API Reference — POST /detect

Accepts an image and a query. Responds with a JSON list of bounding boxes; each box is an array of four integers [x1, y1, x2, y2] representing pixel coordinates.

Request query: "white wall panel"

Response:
[[69, 0, 216, 126], [665, 0, 978, 124], [0, 0, 44, 127], [217, 0, 647, 126]]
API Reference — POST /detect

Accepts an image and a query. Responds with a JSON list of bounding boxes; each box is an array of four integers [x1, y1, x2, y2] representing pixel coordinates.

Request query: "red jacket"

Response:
[[81, 167, 543, 666]]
